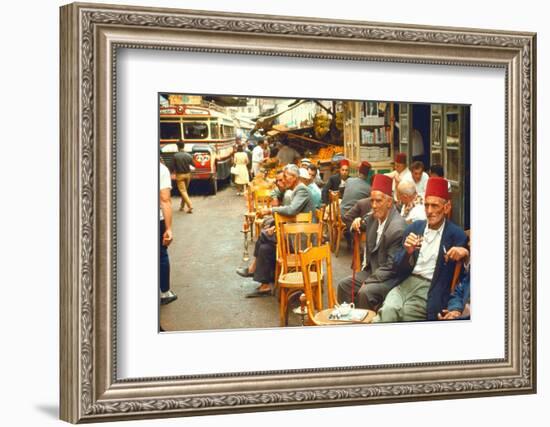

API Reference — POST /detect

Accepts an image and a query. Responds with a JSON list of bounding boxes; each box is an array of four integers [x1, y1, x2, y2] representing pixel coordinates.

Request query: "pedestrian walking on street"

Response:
[[233, 144, 250, 195], [173, 143, 194, 213]]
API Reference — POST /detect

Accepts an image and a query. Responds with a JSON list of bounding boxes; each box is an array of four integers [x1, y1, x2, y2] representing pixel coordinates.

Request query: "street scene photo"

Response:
[[158, 93, 471, 332]]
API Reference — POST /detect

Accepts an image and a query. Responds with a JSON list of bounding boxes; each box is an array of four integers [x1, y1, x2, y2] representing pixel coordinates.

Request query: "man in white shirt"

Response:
[[385, 152, 413, 200], [397, 180, 426, 224], [251, 139, 267, 177], [410, 160, 430, 196], [372, 177, 468, 322], [159, 161, 177, 305], [336, 174, 406, 310]]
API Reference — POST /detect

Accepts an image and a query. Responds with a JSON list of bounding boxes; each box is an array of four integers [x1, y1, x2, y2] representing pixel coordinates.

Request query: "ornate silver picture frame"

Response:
[[60, 2, 536, 423]]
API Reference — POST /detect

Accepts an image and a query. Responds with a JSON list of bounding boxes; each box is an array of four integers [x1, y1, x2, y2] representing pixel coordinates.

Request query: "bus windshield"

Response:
[[160, 122, 181, 140], [183, 122, 209, 139]]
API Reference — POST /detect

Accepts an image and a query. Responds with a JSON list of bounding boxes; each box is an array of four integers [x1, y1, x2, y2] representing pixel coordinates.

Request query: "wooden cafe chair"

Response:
[[278, 222, 323, 327], [298, 244, 375, 326], [316, 205, 329, 244], [273, 212, 313, 296], [252, 188, 272, 239], [328, 190, 347, 257]]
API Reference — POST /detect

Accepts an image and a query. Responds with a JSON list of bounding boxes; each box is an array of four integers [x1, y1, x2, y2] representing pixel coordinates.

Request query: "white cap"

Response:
[[299, 168, 310, 179]]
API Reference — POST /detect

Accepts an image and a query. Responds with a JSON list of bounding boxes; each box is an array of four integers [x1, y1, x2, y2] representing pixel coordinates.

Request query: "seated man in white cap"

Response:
[[304, 161, 324, 188], [300, 158, 312, 168]]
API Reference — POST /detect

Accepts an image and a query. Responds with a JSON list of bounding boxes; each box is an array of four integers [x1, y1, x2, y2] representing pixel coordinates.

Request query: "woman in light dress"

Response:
[[233, 145, 250, 195]]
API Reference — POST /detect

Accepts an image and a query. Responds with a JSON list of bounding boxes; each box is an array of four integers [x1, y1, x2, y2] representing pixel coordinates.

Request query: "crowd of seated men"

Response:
[[339, 153, 470, 323], [236, 144, 470, 322]]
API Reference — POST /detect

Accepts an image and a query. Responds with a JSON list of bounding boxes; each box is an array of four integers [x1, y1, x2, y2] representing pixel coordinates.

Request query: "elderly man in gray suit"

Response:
[[337, 174, 407, 311], [261, 164, 316, 220]]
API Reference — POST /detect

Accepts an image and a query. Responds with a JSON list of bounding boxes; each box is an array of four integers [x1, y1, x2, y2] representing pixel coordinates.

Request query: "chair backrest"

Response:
[[274, 212, 313, 226], [281, 222, 322, 273], [328, 190, 343, 224], [274, 212, 313, 258], [299, 244, 336, 322], [253, 189, 272, 211], [315, 205, 325, 225], [254, 187, 272, 197]]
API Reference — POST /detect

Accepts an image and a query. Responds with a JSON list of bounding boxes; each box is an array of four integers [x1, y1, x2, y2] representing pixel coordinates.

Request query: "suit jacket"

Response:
[[362, 207, 407, 288], [272, 183, 316, 220], [342, 197, 372, 229], [394, 220, 468, 320], [340, 177, 371, 216]]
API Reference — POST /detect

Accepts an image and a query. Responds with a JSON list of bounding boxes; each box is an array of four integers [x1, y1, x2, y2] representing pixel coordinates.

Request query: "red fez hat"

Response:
[[395, 152, 407, 164], [371, 174, 393, 196], [340, 159, 350, 167], [425, 177, 450, 200], [359, 160, 371, 176]]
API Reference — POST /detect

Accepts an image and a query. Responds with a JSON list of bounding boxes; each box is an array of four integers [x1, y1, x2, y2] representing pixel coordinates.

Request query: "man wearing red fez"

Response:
[[337, 174, 407, 310], [321, 158, 350, 204], [340, 160, 372, 216], [373, 177, 469, 322]]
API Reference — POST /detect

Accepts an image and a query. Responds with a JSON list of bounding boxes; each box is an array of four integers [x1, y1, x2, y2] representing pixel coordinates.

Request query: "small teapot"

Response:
[[338, 302, 355, 316]]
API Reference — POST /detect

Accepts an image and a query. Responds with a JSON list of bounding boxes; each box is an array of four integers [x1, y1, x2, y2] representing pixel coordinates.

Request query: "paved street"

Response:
[[160, 180, 354, 332]]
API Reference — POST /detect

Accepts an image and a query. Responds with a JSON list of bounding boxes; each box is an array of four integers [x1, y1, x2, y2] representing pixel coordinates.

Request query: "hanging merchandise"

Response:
[[313, 112, 331, 139]]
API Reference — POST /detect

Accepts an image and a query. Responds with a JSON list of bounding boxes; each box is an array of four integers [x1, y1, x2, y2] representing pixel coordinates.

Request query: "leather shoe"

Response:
[[245, 284, 273, 297], [160, 290, 178, 305], [236, 267, 253, 278]]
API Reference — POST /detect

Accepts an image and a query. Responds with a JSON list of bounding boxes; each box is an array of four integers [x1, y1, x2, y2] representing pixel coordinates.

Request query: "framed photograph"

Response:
[[158, 94, 468, 332], [60, 2, 536, 423]]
